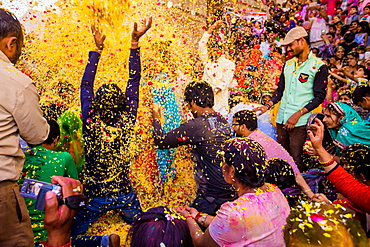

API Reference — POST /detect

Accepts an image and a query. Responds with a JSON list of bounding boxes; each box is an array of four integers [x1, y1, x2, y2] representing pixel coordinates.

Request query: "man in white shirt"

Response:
[[198, 20, 236, 116]]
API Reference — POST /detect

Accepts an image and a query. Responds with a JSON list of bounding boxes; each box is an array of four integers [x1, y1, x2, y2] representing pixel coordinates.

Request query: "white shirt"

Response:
[[199, 32, 236, 115], [309, 17, 328, 43]]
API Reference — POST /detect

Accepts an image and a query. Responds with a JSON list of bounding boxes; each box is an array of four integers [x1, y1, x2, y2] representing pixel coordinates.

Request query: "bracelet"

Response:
[[131, 41, 139, 45], [194, 212, 203, 222], [319, 156, 336, 166], [200, 214, 208, 226], [300, 109, 304, 115], [186, 215, 193, 219], [304, 189, 312, 193]]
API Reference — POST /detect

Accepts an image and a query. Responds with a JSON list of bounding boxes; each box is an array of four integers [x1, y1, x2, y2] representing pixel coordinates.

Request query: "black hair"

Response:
[[326, 32, 335, 39], [265, 158, 296, 189], [344, 32, 355, 43], [93, 83, 126, 122], [359, 21, 369, 33], [43, 120, 60, 144], [0, 9, 23, 42], [303, 35, 310, 46], [348, 50, 359, 59], [284, 202, 368, 246], [222, 138, 267, 188], [184, 81, 214, 108], [353, 86, 370, 104], [128, 206, 194, 247], [350, 6, 358, 11], [233, 110, 258, 131], [357, 65, 370, 78], [341, 144, 370, 180]]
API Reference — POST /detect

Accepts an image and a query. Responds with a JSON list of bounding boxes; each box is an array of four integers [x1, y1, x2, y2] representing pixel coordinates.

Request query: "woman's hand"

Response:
[[312, 193, 330, 203], [174, 206, 199, 219], [307, 118, 325, 151]]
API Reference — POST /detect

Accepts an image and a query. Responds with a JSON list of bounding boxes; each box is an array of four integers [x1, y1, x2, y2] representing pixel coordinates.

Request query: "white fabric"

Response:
[[199, 32, 236, 115], [309, 17, 328, 43]]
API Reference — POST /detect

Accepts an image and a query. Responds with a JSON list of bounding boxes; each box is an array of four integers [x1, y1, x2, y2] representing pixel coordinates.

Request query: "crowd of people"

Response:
[[1, 0, 370, 245]]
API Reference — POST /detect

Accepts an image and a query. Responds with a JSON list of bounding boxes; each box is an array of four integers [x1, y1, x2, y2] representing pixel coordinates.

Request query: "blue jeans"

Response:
[[71, 187, 142, 246]]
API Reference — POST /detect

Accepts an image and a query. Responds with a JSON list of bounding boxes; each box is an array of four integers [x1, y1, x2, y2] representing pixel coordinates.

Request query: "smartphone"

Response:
[[20, 178, 62, 211]]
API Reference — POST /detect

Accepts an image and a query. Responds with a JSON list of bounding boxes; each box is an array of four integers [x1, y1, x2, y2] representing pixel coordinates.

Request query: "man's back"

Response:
[[154, 112, 234, 198], [0, 51, 49, 182]]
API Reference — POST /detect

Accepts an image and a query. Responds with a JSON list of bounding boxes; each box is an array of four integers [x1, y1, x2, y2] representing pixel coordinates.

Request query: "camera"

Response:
[[21, 178, 88, 211], [21, 178, 62, 211]]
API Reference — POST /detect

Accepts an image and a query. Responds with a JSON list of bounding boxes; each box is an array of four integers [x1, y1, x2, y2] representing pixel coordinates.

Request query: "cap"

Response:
[[281, 26, 308, 45]]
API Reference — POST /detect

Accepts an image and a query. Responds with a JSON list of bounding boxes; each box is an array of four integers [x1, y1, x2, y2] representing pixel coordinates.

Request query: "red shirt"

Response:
[[327, 165, 370, 214]]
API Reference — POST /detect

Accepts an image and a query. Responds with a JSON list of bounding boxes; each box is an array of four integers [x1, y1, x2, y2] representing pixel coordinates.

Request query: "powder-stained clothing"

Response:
[[272, 52, 327, 127], [80, 49, 140, 197], [209, 184, 290, 247], [248, 129, 300, 174], [199, 32, 236, 115], [19, 147, 78, 243], [0, 50, 49, 182], [327, 165, 370, 214], [153, 112, 235, 199]]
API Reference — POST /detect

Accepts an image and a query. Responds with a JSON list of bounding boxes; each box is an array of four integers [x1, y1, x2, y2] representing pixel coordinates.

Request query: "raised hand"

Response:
[[91, 25, 106, 51], [132, 17, 152, 42], [307, 118, 325, 150]]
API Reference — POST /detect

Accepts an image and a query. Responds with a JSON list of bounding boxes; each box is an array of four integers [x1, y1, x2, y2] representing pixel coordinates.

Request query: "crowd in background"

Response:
[[2, 0, 370, 246]]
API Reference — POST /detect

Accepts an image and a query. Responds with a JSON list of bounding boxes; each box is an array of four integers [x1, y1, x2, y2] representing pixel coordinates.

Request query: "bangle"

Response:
[[131, 41, 139, 45], [300, 109, 304, 115], [304, 189, 312, 193], [319, 156, 336, 166], [194, 212, 203, 222], [186, 215, 193, 219], [200, 214, 207, 226]]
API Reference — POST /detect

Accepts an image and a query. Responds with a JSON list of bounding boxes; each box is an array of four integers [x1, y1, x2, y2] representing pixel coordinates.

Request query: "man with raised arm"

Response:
[[71, 19, 151, 247]]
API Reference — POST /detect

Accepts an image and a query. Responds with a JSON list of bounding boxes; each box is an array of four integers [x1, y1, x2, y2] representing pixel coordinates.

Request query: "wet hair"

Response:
[[0, 9, 23, 42], [341, 144, 370, 180], [353, 86, 370, 104], [233, 110, 258, 131], [222, 138, 267, 188], [284, 202, 368, 246], [184, 81, 214, 108], [265, 158, 296, 189], [93, 83, 126, 121], [128, 206, 194, 247]]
